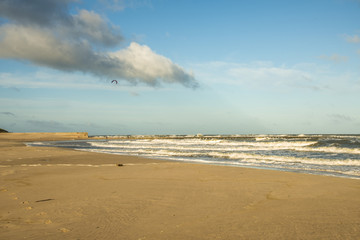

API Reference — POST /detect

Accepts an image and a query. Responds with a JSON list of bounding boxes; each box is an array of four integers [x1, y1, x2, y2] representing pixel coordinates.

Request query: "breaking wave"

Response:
[[28, 134, 360, 179]]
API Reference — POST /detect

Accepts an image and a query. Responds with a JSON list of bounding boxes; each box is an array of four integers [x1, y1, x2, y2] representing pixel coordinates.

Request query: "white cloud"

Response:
[[228, 65, 310, 84], [344, 34, 360, 57], [0, 69, 188, 97], [110, 43, 196, 87], [193, 61, 359, 93], [0, 70, 144, 91], [345, 34, 360, 43], [196, 61, 312, 87], [318, 54, 348, 63], [99, 0, 152, 11]]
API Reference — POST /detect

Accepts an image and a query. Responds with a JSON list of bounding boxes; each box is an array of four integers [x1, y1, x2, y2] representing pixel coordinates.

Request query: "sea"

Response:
[[27, 134, 360, 179]]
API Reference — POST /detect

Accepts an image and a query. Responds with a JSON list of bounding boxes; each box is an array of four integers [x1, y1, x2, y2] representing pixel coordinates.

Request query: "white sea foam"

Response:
[[88, 139, 360, 155], [90, 139, 317, 148], [26, 142, 47, 146], [297, 146, 360, 154], [19, 163, 116, 167], [84, 147, 360, 167], [28, 135, 360, 179]]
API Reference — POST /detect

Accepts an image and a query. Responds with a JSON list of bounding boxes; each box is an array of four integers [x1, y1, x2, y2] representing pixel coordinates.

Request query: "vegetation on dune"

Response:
[[0, 128, 9, 133]]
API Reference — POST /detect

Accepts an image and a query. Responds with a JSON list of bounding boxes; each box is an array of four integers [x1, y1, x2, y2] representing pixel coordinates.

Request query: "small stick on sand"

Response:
[[35, 199, 55, 203]]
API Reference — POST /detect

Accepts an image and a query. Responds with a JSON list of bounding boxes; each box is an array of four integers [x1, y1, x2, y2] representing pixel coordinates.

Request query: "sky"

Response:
[[0, 0, 359, 135]]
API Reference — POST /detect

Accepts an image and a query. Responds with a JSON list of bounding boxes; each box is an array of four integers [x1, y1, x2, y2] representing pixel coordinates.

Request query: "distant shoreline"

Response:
[[1, 132, 359, 142], [0, 132, 88, 141]]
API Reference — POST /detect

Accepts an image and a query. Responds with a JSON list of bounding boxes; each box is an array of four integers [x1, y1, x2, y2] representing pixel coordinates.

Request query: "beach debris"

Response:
[[117, 163, 124, 167], [111, 79, 118, 84], [59, 228, 70, 233], [45, 220, 52, 224], [35, 198, 55, 203]]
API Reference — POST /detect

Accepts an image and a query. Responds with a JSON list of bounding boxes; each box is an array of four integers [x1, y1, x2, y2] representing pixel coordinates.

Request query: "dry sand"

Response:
[[0, 133, 359, 239]]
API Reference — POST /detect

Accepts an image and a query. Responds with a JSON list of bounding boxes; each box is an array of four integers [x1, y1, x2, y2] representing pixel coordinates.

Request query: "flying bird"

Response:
[[111, 80, 118, 84]]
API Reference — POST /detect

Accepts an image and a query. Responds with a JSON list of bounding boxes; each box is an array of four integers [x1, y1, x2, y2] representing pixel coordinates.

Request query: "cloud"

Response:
[[228, 65, 309, 83], [222, 62, 316, 89], [193, 61, 360, 93], [0, 112, 15, 117], [0, 0, 197, 88], [0, 0, 73, 26], [109, 43, 197, 87], [345, 34, 360, 43], [99, 0, 152, 11], [26, 120, 72, 132], [67, 9, 123, 47], [0, 71, 125, 92], [318, 54, 348, 63], [328, 114, 354, 122]]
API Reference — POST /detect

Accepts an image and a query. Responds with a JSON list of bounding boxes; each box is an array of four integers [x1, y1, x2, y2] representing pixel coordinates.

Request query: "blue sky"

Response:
[[0, 0, 359, 135]]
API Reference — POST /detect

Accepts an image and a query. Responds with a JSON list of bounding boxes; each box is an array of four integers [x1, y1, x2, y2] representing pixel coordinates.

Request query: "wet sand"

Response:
[[0, 133, 359, 239]]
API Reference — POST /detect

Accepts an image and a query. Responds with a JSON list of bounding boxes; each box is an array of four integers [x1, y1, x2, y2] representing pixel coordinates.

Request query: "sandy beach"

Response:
[[0, 133, 359, 239]]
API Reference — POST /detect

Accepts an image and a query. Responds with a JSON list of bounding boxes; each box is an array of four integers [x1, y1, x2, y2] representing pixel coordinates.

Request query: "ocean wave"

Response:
[[88, 139, 360, 155], [27, 135, 360, 179], [89, 139, 318, 148], [296, 146, 360, 154], [83, 147, 360, 167]]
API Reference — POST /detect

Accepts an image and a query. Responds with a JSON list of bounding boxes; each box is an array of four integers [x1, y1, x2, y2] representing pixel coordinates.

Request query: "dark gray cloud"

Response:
[[0, 112, 15, 116], [0, 0, 122, 48], [0, 0, 72, 26], [0, 0, 197, 88]]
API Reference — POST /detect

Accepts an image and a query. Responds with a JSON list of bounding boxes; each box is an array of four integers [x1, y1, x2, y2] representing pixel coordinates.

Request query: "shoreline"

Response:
[[1, 133, 359, 239], [25, 132, 360, 180]]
